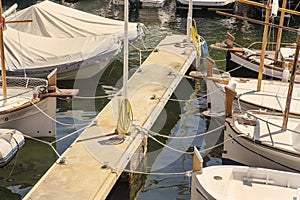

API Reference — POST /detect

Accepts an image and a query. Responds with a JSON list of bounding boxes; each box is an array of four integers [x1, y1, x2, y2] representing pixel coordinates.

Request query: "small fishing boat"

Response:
[[0, 1, 79, 137], [189, 65, 300, 117], [211, 32, 300, 81], [211, 0, 300, 81], [190, 31, 300, 172], [190, 0, 300, 173], [191, 147, 300, 200], [0, 129, 25, 167], [176, 0, 236, 8], [0, 69, 79, 138], [222, 26, 300, 172]]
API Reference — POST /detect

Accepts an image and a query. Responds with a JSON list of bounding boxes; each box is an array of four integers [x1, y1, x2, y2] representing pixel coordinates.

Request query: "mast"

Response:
[[0, 0, 7, 102], [274, 0, 287, 61], [123, 0, 128, 98], [187, 0, 193, 43], [257, 0, 272, 92], [282, 30, 300, 131]]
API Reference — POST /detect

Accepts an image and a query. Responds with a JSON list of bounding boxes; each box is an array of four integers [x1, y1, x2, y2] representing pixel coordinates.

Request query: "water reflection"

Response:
[[0, 139, 55, 199]]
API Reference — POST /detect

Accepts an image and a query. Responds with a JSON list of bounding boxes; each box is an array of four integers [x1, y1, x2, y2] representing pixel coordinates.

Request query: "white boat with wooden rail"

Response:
[[190, 0, 300, 173], [221, 29, 300, 172], [211, 0, 300, 81], [0, 1, 78, 138]]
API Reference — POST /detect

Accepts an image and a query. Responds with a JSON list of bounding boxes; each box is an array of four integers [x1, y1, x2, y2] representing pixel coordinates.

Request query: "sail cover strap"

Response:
[[271, 0, 279, 17]]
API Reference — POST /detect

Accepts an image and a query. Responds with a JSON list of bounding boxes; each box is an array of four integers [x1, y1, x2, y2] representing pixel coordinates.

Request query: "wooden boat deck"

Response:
[[197, 166, 300, 200], [234, 112, 300, 153], [23, 34, 196, 200]]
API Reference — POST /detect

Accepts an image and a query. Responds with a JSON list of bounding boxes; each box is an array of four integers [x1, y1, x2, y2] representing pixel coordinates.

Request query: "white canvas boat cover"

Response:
[[4, 0, 144, 71]]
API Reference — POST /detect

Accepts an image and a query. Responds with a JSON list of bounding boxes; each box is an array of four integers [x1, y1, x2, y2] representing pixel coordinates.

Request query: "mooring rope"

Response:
[[73, 94, 114, 99], [135, 125, 239, 156], [135, 124, 225, 139], [23, 122, 92, 158], [29, 100, 93, 126], [102, 134, 243, 176]]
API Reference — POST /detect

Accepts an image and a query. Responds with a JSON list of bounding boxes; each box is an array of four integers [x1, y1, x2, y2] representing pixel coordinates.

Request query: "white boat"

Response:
[[112, 0, 165, 8], [0, 129, 25, 167], [4, 1, 144, 80], [223, 109, 300, 172], [190, 40, 300, 172], [189, 0, 300, 173], [176, 0, 236, 8], [190, 69, 300, 116], [191, 147, 300, 200], [211, 34, 300, 81], [0, 1, 78, 138], [221, 24, 300, 172], [211, 0, 300, 81], [140, 0, 165, 7], [0, 69, 78, 138]]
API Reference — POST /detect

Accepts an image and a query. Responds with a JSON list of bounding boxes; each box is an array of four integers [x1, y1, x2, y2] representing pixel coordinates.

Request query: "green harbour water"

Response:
[[0, 0, 300, 199]]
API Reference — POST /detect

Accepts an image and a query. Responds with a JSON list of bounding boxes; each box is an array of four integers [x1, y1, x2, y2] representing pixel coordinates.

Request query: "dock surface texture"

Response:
[[24, 34, 196, 200]]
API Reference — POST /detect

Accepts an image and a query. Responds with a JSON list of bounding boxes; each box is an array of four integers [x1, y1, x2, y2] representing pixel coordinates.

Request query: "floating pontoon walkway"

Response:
[[24, 34, 196, 200]]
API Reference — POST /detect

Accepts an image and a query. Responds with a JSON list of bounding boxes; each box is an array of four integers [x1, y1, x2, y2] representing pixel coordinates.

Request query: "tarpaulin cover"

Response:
[[4, 0, 143, 71]]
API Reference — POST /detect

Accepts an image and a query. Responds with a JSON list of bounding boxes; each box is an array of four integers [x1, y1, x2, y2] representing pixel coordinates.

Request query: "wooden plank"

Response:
[[210, 43, 244, 52], [24, 34, 196, 200]]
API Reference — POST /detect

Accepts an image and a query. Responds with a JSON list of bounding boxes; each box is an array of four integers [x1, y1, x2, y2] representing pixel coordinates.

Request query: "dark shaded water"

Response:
[[0, 0, 300, 199]]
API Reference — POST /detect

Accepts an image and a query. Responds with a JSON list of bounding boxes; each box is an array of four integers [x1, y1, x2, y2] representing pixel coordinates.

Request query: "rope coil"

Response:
[[116, 96, 133, 137]]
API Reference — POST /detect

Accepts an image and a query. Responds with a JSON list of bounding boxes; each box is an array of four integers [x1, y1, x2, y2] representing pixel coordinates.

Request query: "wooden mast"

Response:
[[257, 0, 272, 92], [282, 30, 300, 131], [274, 0, 287, 61], [237, 0, 300, 16], [0, 2, 33, 103], [234, 0, 300, 91], [0, 0, 7, 102]]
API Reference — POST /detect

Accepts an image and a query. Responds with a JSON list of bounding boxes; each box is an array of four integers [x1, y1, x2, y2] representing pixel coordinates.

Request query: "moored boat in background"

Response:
[[176, 0, 236, 8]]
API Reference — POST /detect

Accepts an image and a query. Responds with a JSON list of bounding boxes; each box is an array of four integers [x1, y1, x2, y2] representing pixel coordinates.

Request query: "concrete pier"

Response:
[[24, 34, 196, 200]]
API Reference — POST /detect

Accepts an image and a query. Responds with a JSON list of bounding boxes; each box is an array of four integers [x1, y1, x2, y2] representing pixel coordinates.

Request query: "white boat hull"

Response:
[[56, 58, 114, 80], [223, 121, 300, 173], [176, 0, 235, 7], [228, 52, 300, 82], [205, 79, 226, 116], [112, 0, 165, 7], [7, 53, 116, 81], [0, 97, 56, 138]]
